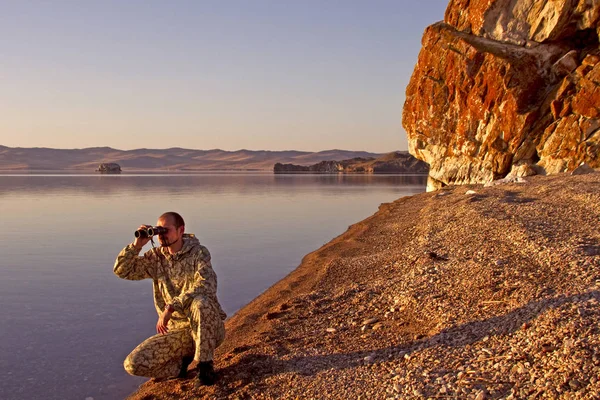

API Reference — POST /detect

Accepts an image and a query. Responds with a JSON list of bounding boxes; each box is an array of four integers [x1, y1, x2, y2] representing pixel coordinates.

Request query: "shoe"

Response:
[[178, 356, 194, 379], [195, 361, 217, 386]]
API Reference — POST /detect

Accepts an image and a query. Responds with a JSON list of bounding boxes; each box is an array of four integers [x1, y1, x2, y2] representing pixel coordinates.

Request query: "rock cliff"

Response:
[[403, 0, 600, 191]]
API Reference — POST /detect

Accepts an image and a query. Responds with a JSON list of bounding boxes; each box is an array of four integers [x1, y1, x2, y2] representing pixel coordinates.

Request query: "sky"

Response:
[[0, 0, 449, 152]]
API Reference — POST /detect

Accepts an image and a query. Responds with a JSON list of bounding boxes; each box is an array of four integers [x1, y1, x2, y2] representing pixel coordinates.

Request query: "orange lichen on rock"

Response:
[[404, 0, 600, 190]]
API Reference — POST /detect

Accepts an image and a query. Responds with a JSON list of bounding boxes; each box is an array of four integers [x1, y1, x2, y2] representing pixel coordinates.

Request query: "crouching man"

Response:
[[114, 212, 227, 386]]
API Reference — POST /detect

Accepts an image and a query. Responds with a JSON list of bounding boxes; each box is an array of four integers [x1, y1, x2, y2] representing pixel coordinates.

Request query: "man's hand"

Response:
[[133, 225, 152, 250], [156, 308, 172, 335]]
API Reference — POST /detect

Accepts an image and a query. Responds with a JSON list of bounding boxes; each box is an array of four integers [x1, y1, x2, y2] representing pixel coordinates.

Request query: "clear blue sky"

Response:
[[1, 0, 449, 152]]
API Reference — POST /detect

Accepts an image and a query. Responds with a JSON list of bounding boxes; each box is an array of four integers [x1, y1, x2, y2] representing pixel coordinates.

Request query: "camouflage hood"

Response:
[[159, 233, 201, 261]]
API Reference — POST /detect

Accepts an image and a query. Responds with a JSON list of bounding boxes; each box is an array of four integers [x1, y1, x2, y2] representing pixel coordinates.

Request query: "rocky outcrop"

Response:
[[403, 0, 600, 191], [274, 160, 346, 173], [274, 152, 429, 174], [369, 152, 430, 173], [96, 163, 122, 173], [273, 163, 313, 173], [274, 158, 372, 173]]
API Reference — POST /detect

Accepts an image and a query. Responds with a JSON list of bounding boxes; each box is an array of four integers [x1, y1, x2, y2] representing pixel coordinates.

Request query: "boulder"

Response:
[[403, 0, 600, 190], [507, 163, 538, 178], [571, 162, 597, 175]]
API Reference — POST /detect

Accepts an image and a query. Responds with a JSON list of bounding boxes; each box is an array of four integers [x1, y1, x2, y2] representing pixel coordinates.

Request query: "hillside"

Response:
[[0, 146, 384, 171], [128, 170, 600, 399]]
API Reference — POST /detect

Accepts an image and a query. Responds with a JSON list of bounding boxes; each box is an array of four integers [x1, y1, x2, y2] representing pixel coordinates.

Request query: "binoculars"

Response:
[[134, 226, 168, 238]]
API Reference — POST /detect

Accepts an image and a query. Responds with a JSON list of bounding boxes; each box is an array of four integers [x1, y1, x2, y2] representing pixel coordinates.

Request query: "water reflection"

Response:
[[0, 173, 426, 400], [0, 173, 427, 197]]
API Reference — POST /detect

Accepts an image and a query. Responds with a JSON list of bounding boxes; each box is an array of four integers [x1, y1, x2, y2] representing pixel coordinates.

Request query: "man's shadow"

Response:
[[217, 290, 599, 392]]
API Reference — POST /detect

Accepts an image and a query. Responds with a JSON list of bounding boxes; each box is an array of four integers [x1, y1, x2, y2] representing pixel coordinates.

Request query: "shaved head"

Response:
[[159, 212, 185, 229]]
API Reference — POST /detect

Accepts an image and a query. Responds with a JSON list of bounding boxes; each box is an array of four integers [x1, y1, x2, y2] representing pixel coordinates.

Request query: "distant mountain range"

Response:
[[0, 145, 389, 171]]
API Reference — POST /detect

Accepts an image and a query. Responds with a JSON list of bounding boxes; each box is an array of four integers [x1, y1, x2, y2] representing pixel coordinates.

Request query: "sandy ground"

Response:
[[127, 171, 600, 399]]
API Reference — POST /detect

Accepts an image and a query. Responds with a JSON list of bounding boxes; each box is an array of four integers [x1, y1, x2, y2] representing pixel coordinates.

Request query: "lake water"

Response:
[[0, 172, 426, 400]]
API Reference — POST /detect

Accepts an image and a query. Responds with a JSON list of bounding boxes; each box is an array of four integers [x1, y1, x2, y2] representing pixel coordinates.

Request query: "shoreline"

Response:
[[0, 168, 429, 175], [128, 171, 600, 399]]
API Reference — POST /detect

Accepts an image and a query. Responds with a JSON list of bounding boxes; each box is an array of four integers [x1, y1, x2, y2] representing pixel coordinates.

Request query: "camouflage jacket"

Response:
[[114, 234, 226, 323]]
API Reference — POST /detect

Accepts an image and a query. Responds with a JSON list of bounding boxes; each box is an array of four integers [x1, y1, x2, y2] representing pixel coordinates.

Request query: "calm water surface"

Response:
[[0, 173, 426, 400]]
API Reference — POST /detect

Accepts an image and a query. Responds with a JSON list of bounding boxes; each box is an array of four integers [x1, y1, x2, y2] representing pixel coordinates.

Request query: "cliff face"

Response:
[[403, 0, 600, 190]]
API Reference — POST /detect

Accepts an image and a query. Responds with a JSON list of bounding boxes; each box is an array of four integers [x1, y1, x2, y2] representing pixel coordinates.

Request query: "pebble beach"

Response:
[[128, 171, 600, 399]]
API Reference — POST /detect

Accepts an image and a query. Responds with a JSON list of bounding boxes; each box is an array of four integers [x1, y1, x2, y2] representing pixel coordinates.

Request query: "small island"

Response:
[[96, 163, 122, 173]]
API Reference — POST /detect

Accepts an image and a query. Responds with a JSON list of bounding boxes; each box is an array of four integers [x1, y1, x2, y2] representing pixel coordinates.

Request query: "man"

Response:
[[114, 212, 227, 386]]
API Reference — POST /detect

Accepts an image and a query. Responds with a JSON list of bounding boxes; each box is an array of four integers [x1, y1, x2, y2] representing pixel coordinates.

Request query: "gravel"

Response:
[[128, 172, 600, 400]]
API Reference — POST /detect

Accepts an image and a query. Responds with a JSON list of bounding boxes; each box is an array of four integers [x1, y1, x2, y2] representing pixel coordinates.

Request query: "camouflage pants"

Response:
[[124, 297, 225, 379]]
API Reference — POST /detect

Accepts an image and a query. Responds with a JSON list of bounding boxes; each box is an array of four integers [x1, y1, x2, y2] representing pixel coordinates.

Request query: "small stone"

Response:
[[364, 355, 374, 363], [541, 343, 555, 353], [569, 379, 581, 390], [510, 363, 525, 375], [362, 317, 379, 325], [372, 323, 383, 331], [326, 328, 337, 333], [465, 190, 477, 195], [475, 390, 487, 400]]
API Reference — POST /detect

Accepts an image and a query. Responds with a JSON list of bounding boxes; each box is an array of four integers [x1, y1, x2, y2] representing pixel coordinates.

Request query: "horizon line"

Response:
[[0, 144, 406, 154]]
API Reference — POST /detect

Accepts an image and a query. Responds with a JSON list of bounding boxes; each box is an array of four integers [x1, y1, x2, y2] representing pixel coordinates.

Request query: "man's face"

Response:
[[156, 216, 184, 247]]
